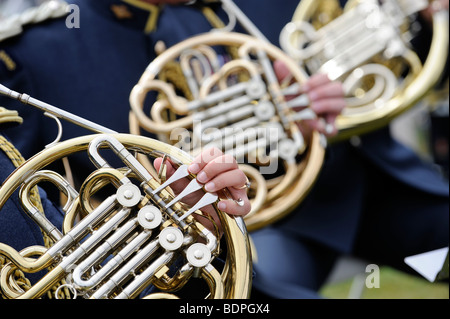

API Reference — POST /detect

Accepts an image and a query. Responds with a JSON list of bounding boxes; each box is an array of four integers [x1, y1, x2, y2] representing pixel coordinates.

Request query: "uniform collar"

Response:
[[87, 0, 161, 33]]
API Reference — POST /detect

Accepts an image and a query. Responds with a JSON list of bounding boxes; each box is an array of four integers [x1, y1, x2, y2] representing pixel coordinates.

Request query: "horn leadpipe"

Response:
[[0, 84, 117, 134]]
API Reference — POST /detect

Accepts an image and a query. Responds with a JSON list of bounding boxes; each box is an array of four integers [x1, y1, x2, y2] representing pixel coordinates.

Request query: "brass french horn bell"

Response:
[[281, 0, 449, 142], [0, 85, 252, 299], [129, 32, 326, 232]]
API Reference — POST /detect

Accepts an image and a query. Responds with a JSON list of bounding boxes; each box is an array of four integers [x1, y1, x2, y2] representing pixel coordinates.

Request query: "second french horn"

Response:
[[129, 30, 326, 232]]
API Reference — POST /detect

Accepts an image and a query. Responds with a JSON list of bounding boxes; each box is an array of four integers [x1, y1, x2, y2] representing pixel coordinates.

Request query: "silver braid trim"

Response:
[[0, 1, 69, 42]]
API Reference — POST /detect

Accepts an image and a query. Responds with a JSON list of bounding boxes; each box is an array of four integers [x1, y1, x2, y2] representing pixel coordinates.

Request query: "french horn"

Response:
[[281, 0, 449, 142], [129, 0, 326, 232], [0, 84, 252, 299]]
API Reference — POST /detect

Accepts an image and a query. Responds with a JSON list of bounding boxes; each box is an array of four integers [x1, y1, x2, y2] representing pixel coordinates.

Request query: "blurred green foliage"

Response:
[[320, 266, 449, 299]]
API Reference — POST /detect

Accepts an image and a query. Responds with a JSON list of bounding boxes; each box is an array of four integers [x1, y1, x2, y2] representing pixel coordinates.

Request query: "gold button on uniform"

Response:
[[110, 4, 133, 20]]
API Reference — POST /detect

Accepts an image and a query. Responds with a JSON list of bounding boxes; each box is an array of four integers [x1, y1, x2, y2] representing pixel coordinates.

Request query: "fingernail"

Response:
[[325, 123, 334, 135], [197, 171, 208, 183], [300, 83, 310, 92], [318, 118, 326, 130], [310, 102, 319, 113], [205, 182, 215, 192], [189, 163, 200, 174], [218, 202, 227, 211], [308, 91, 319, 101]]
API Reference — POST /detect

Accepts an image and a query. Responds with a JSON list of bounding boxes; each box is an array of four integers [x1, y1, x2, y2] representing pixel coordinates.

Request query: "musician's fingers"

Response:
[[194, 154, 239, 185], [308, 79, 345, 101], [310, 97, 347, 116], [202, 168, 248, 193], [188, 147, 224, 175], [305, 114, 339, 137], [217, 190, 251, 217], [324, 114, 339, 137], [302, 73, 331, 91]]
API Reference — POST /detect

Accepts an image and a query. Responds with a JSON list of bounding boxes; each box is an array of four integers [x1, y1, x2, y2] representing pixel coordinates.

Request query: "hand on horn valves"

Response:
[[153, 147, 251, 233], [274, 60, 346, 139]]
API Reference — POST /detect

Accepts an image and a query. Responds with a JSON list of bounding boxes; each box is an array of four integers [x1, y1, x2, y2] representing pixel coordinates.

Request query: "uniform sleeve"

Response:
[[0, 133, 64, 251], [0, 134, 64, 287], [0, 44, 44, 160]]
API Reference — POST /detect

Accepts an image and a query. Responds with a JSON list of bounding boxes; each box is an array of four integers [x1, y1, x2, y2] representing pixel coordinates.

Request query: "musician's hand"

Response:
[[420, 0, 448, 24], [274, 60, 346, 138], [187, 147, 251, 216], [153, 147, 251, 232]]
